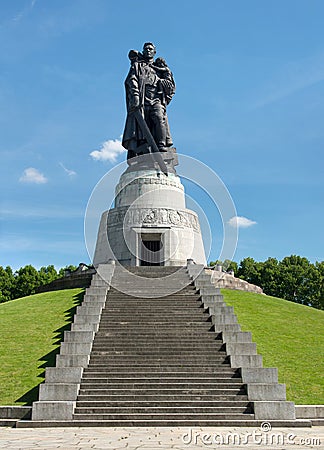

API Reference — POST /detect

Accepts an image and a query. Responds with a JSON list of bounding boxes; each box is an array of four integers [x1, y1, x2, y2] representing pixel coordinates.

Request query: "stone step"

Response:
[[110, 281, 193, 286], [102, 305, 206, 312], [91, 347, 224, 353], [81, 376, 242, 383], [83, 376, 238, 383], [108, 294, 200, 298], [109, 289, 194, 294], [96, 327, 214, 332], [94, 331, 218, 337], [109, 288, 197, 292], [91, 339, 222, 346], [108, 293, 197, 298], [108, 290, 198, 295], [105, 302, 201, 306], [115, 275, 194, 279], [114, 268, 184, 274], [78, 388, 246, 396], [91, 344, 223, 351], [94, 332, 218, 338], [95, 329, 213, 335], [72, 413, 255, 421], [93, 338, 218, 343], [110, 293, 198, 298], [97, 322, 212, 327], [103, 301, 202, 306], [101, 312, 209, 318], [99, 315, 209, 321], [104, 305, 203, 310], [88, 362, 230, 368], [111, 271, 188, 276], [96, 330, 214, 335], [112, 272, 188, 276], [74, 406, 251, 414], [84, 364, 232, 371], [0, 419, 18, 427], [17, 419, 312, 428], [76, 399, 249, 407], [112, 276, 191, 279], [93, 335, 218, 340], [88, 355, 229, 362], [83, 367, 237, 375], [102, 305, 204, 316], [110, 289, 198, 293], [107, 299, 203, 303], [86, 365, 230, 371], [109, 282, 194, 286], [79, 382, 245, 390], [90, 351, 226, 357], [82, 302, 106, 307], [95, 331, 216, 336], [77, 394, 248, 401], [114, 276, 189, 280]]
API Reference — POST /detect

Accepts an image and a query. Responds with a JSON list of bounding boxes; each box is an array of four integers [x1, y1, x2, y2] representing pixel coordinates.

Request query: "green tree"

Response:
[[315, 261, 324, 310], [276, 256, 321, 308], [58, 265, 78, 278], [13, 265, 40, 299], [0, 266, 15, 303], [208, 260, 221, 268], [223, 259, 238, 274], [38, 265, 58, 286], [259, 257, 279, 297], [237, 257, 262, 286]]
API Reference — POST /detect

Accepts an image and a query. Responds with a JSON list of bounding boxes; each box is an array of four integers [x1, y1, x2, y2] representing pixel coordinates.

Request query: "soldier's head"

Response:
[[143, 42, 156, 61]]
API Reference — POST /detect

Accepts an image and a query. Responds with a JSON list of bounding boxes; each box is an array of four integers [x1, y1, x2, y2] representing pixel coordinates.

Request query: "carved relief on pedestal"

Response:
[[116, 175, 184, 195], [107, 207, 200, 232]]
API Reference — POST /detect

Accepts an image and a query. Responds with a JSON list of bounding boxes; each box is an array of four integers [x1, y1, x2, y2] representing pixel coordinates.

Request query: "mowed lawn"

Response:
[[0, 287, 322, 406], [0, 289, 84, 405], [222, 289, 324, 404]]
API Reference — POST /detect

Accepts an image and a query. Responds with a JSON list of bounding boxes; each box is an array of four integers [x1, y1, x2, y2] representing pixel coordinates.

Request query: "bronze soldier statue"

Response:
[[122, 42, 176, 165]]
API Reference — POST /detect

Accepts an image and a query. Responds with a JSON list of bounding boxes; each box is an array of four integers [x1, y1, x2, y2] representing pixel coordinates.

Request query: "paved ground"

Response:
[[0, 426, 323, 449]]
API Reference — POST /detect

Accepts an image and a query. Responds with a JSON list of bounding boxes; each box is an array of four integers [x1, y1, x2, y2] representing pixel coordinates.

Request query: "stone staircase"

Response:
[[73, 266, 254, 426], [18, 264, 311, 427]]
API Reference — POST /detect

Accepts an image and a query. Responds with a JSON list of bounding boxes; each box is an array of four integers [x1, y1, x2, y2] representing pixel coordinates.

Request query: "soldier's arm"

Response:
[[125, 65, 140, 108]]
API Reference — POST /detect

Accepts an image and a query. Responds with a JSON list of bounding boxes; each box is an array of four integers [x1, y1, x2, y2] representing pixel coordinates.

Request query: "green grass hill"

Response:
[[222, 289, 324, 405], [0, 287, 322, 406], [0, 289, 84, 406]]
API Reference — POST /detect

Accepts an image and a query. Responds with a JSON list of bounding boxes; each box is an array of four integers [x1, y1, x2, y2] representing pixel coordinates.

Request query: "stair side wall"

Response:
[[187, 264, 296, 421], [31, 263, 115, 421]]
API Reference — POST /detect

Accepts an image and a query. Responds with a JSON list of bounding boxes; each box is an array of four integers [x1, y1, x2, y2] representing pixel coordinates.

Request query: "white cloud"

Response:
[[59, 162, 76, 177], [19, 167, 48, 184], [228, 216, 257, 228], [90, 138, 126, 163]]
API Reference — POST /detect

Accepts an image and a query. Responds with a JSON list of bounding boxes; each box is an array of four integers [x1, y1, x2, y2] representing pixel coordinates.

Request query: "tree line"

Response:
[[1, 256, 323, 310], [0, 264, 77, 303], [210, 255, 324, 310]]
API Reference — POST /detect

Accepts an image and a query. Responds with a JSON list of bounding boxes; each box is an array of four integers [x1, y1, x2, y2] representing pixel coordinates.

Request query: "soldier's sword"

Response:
[[132, 108, 169, 176]]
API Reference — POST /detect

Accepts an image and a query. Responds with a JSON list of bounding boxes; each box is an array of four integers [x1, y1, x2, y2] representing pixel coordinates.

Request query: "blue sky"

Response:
[[1, 0, 323, 270]]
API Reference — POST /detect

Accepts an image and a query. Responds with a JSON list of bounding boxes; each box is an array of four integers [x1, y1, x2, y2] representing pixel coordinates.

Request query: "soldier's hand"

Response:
[[130, 95, 140, 110]]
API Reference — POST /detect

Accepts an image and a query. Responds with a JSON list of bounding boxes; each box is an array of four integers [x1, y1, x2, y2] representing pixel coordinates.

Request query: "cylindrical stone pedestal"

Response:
[[93, 169, 206, 266]]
